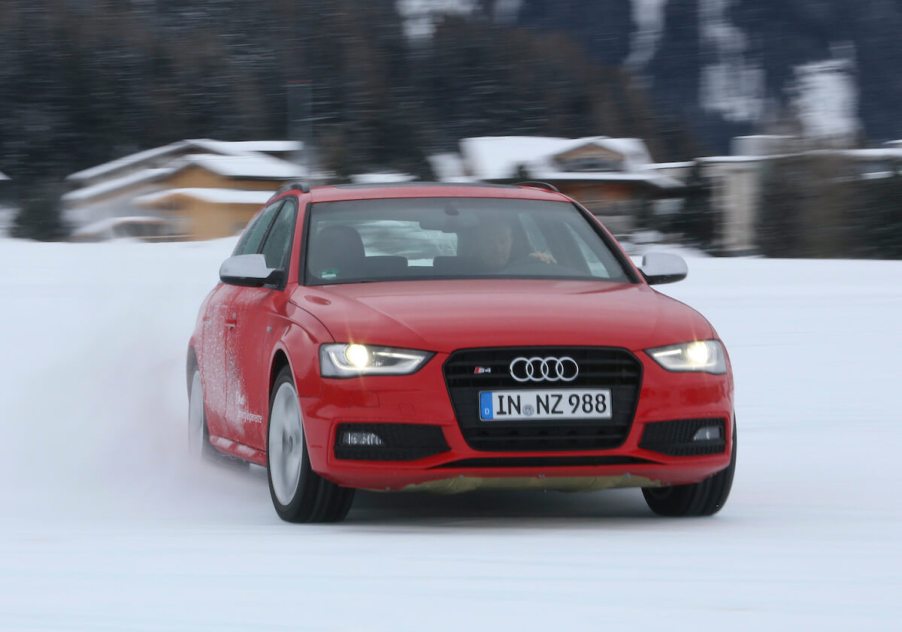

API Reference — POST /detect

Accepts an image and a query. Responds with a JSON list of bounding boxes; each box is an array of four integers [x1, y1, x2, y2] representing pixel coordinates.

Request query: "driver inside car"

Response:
[[471, 219, 557, 271]]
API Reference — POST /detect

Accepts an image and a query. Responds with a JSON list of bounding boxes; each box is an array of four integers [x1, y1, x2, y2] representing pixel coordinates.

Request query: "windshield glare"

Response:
[[304, 197, 631, 285]]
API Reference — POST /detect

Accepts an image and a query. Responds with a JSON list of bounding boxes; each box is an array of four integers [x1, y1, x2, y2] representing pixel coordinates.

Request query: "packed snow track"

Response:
[[0, 238, 899, 630]]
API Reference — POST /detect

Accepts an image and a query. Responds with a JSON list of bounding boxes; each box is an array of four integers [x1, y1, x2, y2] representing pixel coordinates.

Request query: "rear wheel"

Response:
[[643, 422, 737, 517], [188, 369, 216, 460], [266, 366, 355, 523]]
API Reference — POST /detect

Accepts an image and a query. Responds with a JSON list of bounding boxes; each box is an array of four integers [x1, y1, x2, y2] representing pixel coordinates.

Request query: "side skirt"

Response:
[[209, 435, 267, 466]]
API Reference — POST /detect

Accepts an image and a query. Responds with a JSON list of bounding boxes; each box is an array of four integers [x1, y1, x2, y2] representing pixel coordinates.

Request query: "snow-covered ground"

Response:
[[1, 238, 900, 630]]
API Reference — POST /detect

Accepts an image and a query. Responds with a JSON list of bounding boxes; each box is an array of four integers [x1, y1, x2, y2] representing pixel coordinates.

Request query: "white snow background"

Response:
[[0, 237, 900, 630]]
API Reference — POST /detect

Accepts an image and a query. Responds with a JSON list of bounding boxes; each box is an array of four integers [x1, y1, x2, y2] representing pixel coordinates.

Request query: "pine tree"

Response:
[[11, 181, 68, 241]]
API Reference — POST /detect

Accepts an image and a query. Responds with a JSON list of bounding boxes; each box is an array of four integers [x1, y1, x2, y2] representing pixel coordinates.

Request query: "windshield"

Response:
[[304, 197, 632, 285]]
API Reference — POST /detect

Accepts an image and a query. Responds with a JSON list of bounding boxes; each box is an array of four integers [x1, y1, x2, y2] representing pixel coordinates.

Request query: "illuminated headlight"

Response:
[[320, 343, 433, 377], [647, 340, 727, 374]]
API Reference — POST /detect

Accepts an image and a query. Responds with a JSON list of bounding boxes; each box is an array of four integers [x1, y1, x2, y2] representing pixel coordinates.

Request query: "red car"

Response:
[[187, 183, 736, 523]]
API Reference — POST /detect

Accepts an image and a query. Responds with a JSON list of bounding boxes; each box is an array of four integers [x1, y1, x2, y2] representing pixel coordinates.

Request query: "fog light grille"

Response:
[[341, 431, 384, 447], [334, 423, 449, 461], [639, 418, 727, 456]]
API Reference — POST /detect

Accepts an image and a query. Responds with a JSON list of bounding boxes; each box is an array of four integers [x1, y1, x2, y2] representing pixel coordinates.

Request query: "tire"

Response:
[[266, 366, 355, 523], [188, 368, 218, 461], [642, 421, 737, 517]]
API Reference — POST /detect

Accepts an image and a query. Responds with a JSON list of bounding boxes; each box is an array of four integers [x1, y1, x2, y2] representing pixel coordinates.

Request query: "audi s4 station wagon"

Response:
[[187, 182, 736, 523]]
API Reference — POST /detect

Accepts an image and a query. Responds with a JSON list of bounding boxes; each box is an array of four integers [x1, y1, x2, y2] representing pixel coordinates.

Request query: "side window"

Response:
[[233, 201, 284, 256], [260, 199, 299, 270]]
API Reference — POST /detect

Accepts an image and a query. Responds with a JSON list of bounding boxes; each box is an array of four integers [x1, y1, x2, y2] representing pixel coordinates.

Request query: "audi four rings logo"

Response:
[[509, 356, 579, 382]]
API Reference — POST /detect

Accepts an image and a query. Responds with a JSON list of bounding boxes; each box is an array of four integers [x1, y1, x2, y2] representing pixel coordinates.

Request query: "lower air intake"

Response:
[[334, 423, 450, 461], [639, 418, 727, 456]]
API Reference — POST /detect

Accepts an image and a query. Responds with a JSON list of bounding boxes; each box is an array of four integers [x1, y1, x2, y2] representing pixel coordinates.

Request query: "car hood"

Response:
[[291, 279, 714, 353]]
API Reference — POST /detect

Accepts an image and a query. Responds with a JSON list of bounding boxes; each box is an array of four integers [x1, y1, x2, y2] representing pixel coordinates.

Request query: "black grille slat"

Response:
[[443, 347, 642, 452], [444, 372, 639, 388]]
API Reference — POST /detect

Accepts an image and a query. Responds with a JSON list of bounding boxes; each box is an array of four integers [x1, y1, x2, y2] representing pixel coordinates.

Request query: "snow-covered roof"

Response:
[[460, 137, 571, 180], [135, 188, 274, 206], [428, 153, 468, 180], [68, 142, 188, 182], [62, 167, 175, 203], [459, 136, 655, 181], [697, 155, 770, 164], [825, 148, 902, 160], [525, 170, 684, 189], [699, 147, 902, 166], [860, 171, 896, 181], [70, 215, 173, 237], [650, 161, 696, 170], [349, 172, 416, 184], [67, 139, 303, 182], [202, 140, 300, 154], [0, 170, 9, 181], [176, 153, 304, 180]]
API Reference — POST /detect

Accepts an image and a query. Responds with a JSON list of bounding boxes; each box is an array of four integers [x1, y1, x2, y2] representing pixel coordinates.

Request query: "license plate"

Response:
[[479, 389, 612, 421]]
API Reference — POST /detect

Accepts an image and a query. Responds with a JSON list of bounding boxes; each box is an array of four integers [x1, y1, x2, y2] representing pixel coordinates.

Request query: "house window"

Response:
[[556, 156, 623, 172]]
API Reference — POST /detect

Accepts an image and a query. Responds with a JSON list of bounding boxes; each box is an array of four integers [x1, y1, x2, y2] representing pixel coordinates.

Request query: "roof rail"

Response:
[[278, 181, 311, 194], [515, 181, 559, 193]]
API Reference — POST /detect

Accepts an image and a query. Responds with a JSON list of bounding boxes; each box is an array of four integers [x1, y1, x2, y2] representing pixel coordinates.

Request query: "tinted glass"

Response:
[[260, 199, 298, 270], [305, 197, 631, 285], [233, 200, 283, 256]]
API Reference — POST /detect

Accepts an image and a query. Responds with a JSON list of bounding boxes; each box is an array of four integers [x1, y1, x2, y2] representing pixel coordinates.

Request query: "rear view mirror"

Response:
[[418, 206, 480, 232], [640, 252, 688, 285], [219, 254, 283, 287]]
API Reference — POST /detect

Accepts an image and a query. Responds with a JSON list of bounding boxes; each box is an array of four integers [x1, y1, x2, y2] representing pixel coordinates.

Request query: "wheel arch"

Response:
[[269, 346, 295, 399]]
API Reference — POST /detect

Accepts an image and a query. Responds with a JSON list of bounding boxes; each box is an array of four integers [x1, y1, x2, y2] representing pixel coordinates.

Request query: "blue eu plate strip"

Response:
[[479, 392, 494, 421]]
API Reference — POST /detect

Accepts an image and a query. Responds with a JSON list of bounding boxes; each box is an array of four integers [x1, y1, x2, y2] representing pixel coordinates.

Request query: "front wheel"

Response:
[[266, 367, 355, 523], [642, 422, 737, 517]]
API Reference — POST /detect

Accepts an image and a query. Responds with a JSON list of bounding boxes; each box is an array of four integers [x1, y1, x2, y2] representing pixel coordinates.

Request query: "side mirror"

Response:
[[640, 252, 688, 285], [219, 254, 283, 287]]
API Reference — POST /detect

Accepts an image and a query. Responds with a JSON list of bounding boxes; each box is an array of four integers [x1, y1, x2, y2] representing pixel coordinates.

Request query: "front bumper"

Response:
[[299, 349, 734, 492]]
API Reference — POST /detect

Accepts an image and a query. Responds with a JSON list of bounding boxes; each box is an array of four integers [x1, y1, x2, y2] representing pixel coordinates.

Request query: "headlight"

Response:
[[320, 343, 433, 377], [647, 340, 726, 374]]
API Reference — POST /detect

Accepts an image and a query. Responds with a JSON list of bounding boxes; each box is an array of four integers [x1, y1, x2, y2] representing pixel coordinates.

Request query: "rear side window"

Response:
[[233, 200, 284, 256]]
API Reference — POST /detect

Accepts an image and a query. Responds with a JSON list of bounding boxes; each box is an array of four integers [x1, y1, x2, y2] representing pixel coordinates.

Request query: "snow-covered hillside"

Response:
[[0, 238, 900, 630]]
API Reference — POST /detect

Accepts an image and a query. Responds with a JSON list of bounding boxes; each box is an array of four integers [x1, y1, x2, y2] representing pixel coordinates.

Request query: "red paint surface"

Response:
[[189, 185, 734, 489]]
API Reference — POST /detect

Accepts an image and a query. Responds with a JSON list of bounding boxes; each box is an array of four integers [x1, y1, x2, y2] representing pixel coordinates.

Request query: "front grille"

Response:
[[334, 423, 450, 461], [443, 347, 642, 451], [639, 418, 727, 456]]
